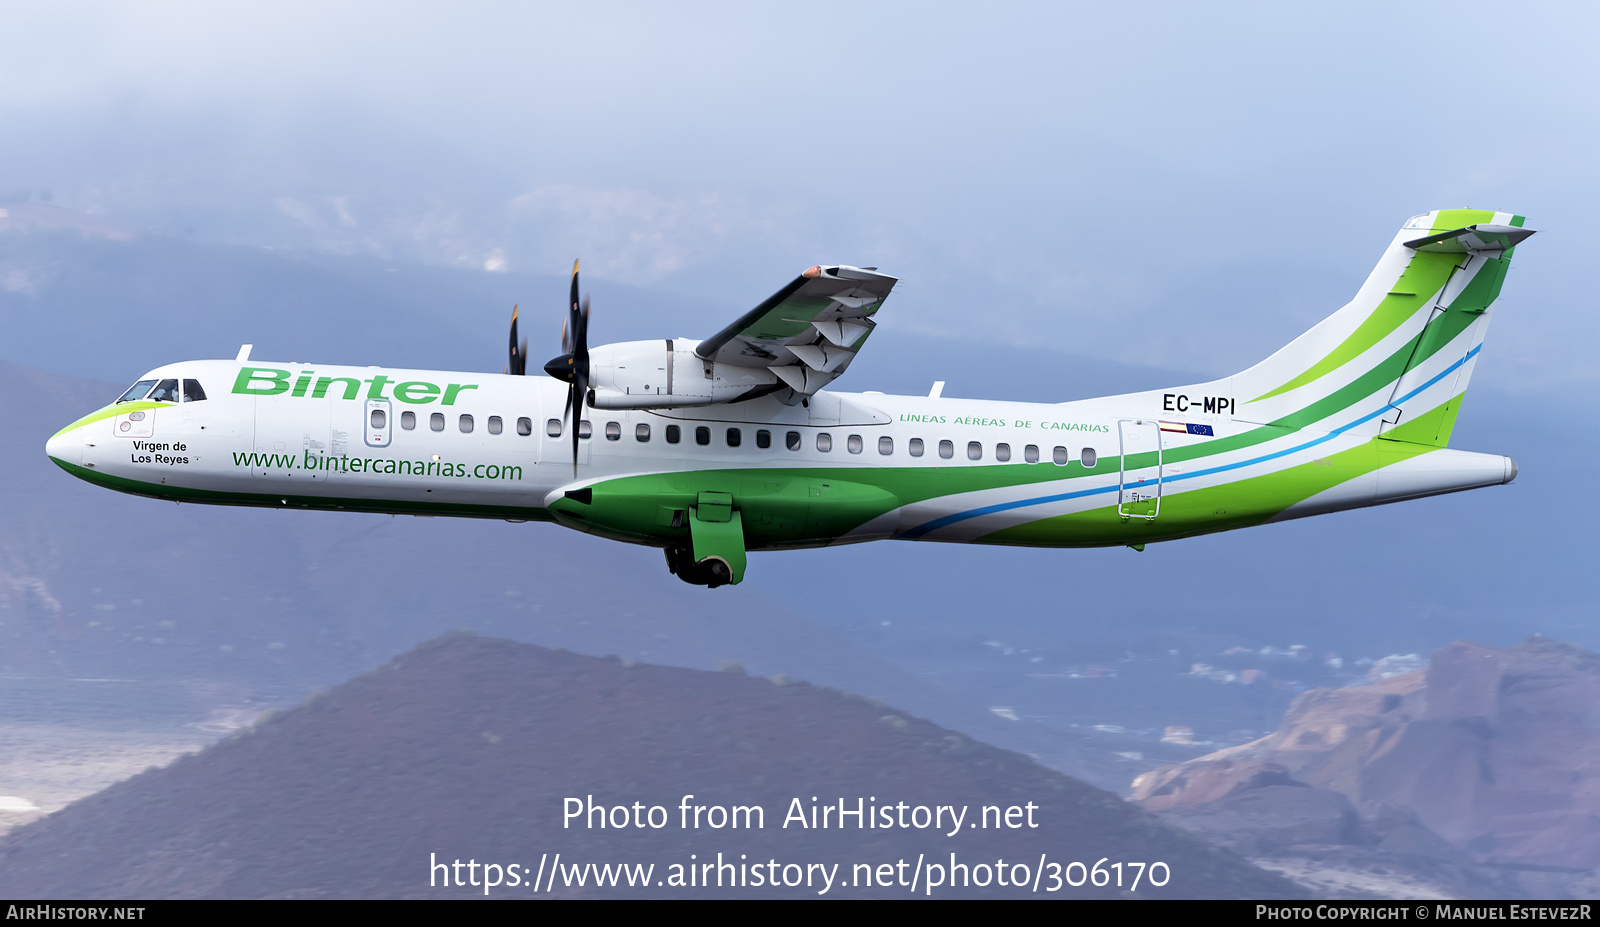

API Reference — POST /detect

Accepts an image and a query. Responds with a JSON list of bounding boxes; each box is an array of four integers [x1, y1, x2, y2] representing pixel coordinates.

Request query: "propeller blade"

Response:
[[570, 384, 581, 476], [544, 258, 592, 476], [565, 259, 582, 355], [507, 305, 525, 376], [577, 294, 590, 357]]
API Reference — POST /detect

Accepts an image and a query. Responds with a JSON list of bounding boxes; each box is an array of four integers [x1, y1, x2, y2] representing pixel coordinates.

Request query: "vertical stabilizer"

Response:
[[1220, 209, 1531, 447]]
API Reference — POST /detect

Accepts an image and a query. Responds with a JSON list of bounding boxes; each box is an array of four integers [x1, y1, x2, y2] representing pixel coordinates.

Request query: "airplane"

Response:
[[45, 209, 1531, 587]]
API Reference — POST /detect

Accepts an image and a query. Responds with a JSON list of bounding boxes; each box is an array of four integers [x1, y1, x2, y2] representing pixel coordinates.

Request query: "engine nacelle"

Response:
[[587, 339, 779, 410]]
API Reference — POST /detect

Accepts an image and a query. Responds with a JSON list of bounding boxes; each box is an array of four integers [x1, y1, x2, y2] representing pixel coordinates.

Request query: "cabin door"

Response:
[[1117, 419, 1163, 520]]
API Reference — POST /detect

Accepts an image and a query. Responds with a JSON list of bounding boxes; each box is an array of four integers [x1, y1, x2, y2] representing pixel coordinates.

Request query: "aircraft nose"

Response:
[[1503, 456, 1518, 484], [45, 428, 81, 467]]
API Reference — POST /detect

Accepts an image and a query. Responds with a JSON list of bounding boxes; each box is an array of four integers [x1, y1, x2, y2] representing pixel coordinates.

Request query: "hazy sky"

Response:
[[3, 2, 1596, 386], [5, 3, 1599, 701]]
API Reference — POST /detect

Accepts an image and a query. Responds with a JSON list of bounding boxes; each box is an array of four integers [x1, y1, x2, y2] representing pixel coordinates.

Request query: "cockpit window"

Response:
[[183, 379, 207, 402], [148, 379, 180, 402], [117, 379, 157, 402]]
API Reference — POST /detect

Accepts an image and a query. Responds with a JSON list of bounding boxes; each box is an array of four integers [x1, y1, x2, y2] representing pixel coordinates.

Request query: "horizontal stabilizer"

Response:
[[1405, 223, 1535, 257]]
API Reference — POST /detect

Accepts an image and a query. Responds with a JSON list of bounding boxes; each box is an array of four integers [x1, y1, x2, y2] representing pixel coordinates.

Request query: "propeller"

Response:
[[506, 305, 527, 376], [543, 259, 590, 475]]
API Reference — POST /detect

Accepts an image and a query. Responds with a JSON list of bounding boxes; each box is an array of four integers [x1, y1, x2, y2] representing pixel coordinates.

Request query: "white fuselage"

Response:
[[47, 356, 1514, 552]]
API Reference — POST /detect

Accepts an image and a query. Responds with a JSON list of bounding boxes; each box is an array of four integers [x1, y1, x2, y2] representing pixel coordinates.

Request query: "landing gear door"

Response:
[[1117, 419, 1162, 520]]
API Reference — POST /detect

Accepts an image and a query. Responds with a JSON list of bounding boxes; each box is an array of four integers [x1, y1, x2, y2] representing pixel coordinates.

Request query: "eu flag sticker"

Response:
[[1186, 423, 1215, 436]]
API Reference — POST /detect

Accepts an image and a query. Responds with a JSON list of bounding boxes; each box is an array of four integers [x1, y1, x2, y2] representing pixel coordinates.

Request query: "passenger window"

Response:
[[666, 425, 681, 444], [847, 434, 863, 454], [370, 409, 387, 429], [636, 423, 651, 442], [605, 421, 621, 441], [785, 430, 801, 451], [517, 417, 533, 436], [909, 438, 924, 457], [726, 427, 741, 447], [1024, 444, 1039, 463], [967, 441, 982, 460], [756, 429, 771, 449], [878, 436, 893, 455], [488, 415, 503, 435], [546, 418, 562, 437], [996, 443, 1011, 462], [817, 433, 833, 452], [182, 379, 207, 402], [459, 414, 474, 433], [938, 439, 954, 459], [431, 412, 446, 432], [149, 379, 180, 402], [578, 420, 592, 439], [1081, 447, 1097, 468], [695, 426, 710, 446], [117, 379, 157, 403], [401, 411, 416, 430], [1053, 446, 1068, 465]]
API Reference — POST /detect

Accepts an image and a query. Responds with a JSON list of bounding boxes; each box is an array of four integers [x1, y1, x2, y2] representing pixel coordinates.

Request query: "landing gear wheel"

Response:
[[699, 558, 732, 588], [664, 546, 733, 588]]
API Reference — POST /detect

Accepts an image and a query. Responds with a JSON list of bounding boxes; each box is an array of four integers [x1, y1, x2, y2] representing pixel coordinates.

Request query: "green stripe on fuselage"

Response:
[[1253, 251, 1460, 401], [980, 433, 1436, 546], [1164, 299, 1487, 468], [53, 401, 165, 437], [564, 303, 1496, 548], [1379, 398, 1461, 447]]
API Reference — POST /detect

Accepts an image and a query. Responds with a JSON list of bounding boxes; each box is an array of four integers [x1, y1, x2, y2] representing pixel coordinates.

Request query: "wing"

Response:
[[695, 264, 897, 400]]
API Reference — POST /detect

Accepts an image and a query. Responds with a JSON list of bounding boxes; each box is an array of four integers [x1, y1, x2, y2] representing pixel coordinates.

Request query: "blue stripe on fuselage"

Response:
[[902, 345, 1480, 538]]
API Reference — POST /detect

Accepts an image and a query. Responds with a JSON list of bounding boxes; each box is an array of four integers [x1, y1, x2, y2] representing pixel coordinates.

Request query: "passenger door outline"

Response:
[[1117, 419, 1162, 520]]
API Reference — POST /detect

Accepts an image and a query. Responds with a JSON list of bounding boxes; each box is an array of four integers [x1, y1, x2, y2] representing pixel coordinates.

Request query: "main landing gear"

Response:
[[663, 490, 748, 588]]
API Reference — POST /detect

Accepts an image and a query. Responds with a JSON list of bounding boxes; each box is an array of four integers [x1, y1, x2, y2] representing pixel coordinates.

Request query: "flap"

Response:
[[694, 264, 898, 400]]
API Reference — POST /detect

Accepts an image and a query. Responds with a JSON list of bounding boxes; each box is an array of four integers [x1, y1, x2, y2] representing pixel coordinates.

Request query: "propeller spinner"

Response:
[[543, 259, 590, 475]]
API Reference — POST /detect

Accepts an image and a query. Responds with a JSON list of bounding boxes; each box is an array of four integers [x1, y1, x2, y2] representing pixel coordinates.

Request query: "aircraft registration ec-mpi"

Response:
[[47, 209, 1531, 587]]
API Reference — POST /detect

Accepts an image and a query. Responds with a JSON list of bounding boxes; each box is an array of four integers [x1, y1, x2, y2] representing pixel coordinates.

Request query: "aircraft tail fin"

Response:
[[1225, 209, 1531, 447]]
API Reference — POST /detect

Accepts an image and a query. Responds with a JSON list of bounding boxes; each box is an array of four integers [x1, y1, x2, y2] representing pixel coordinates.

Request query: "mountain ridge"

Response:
[[0, 633, 1297, 899]]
